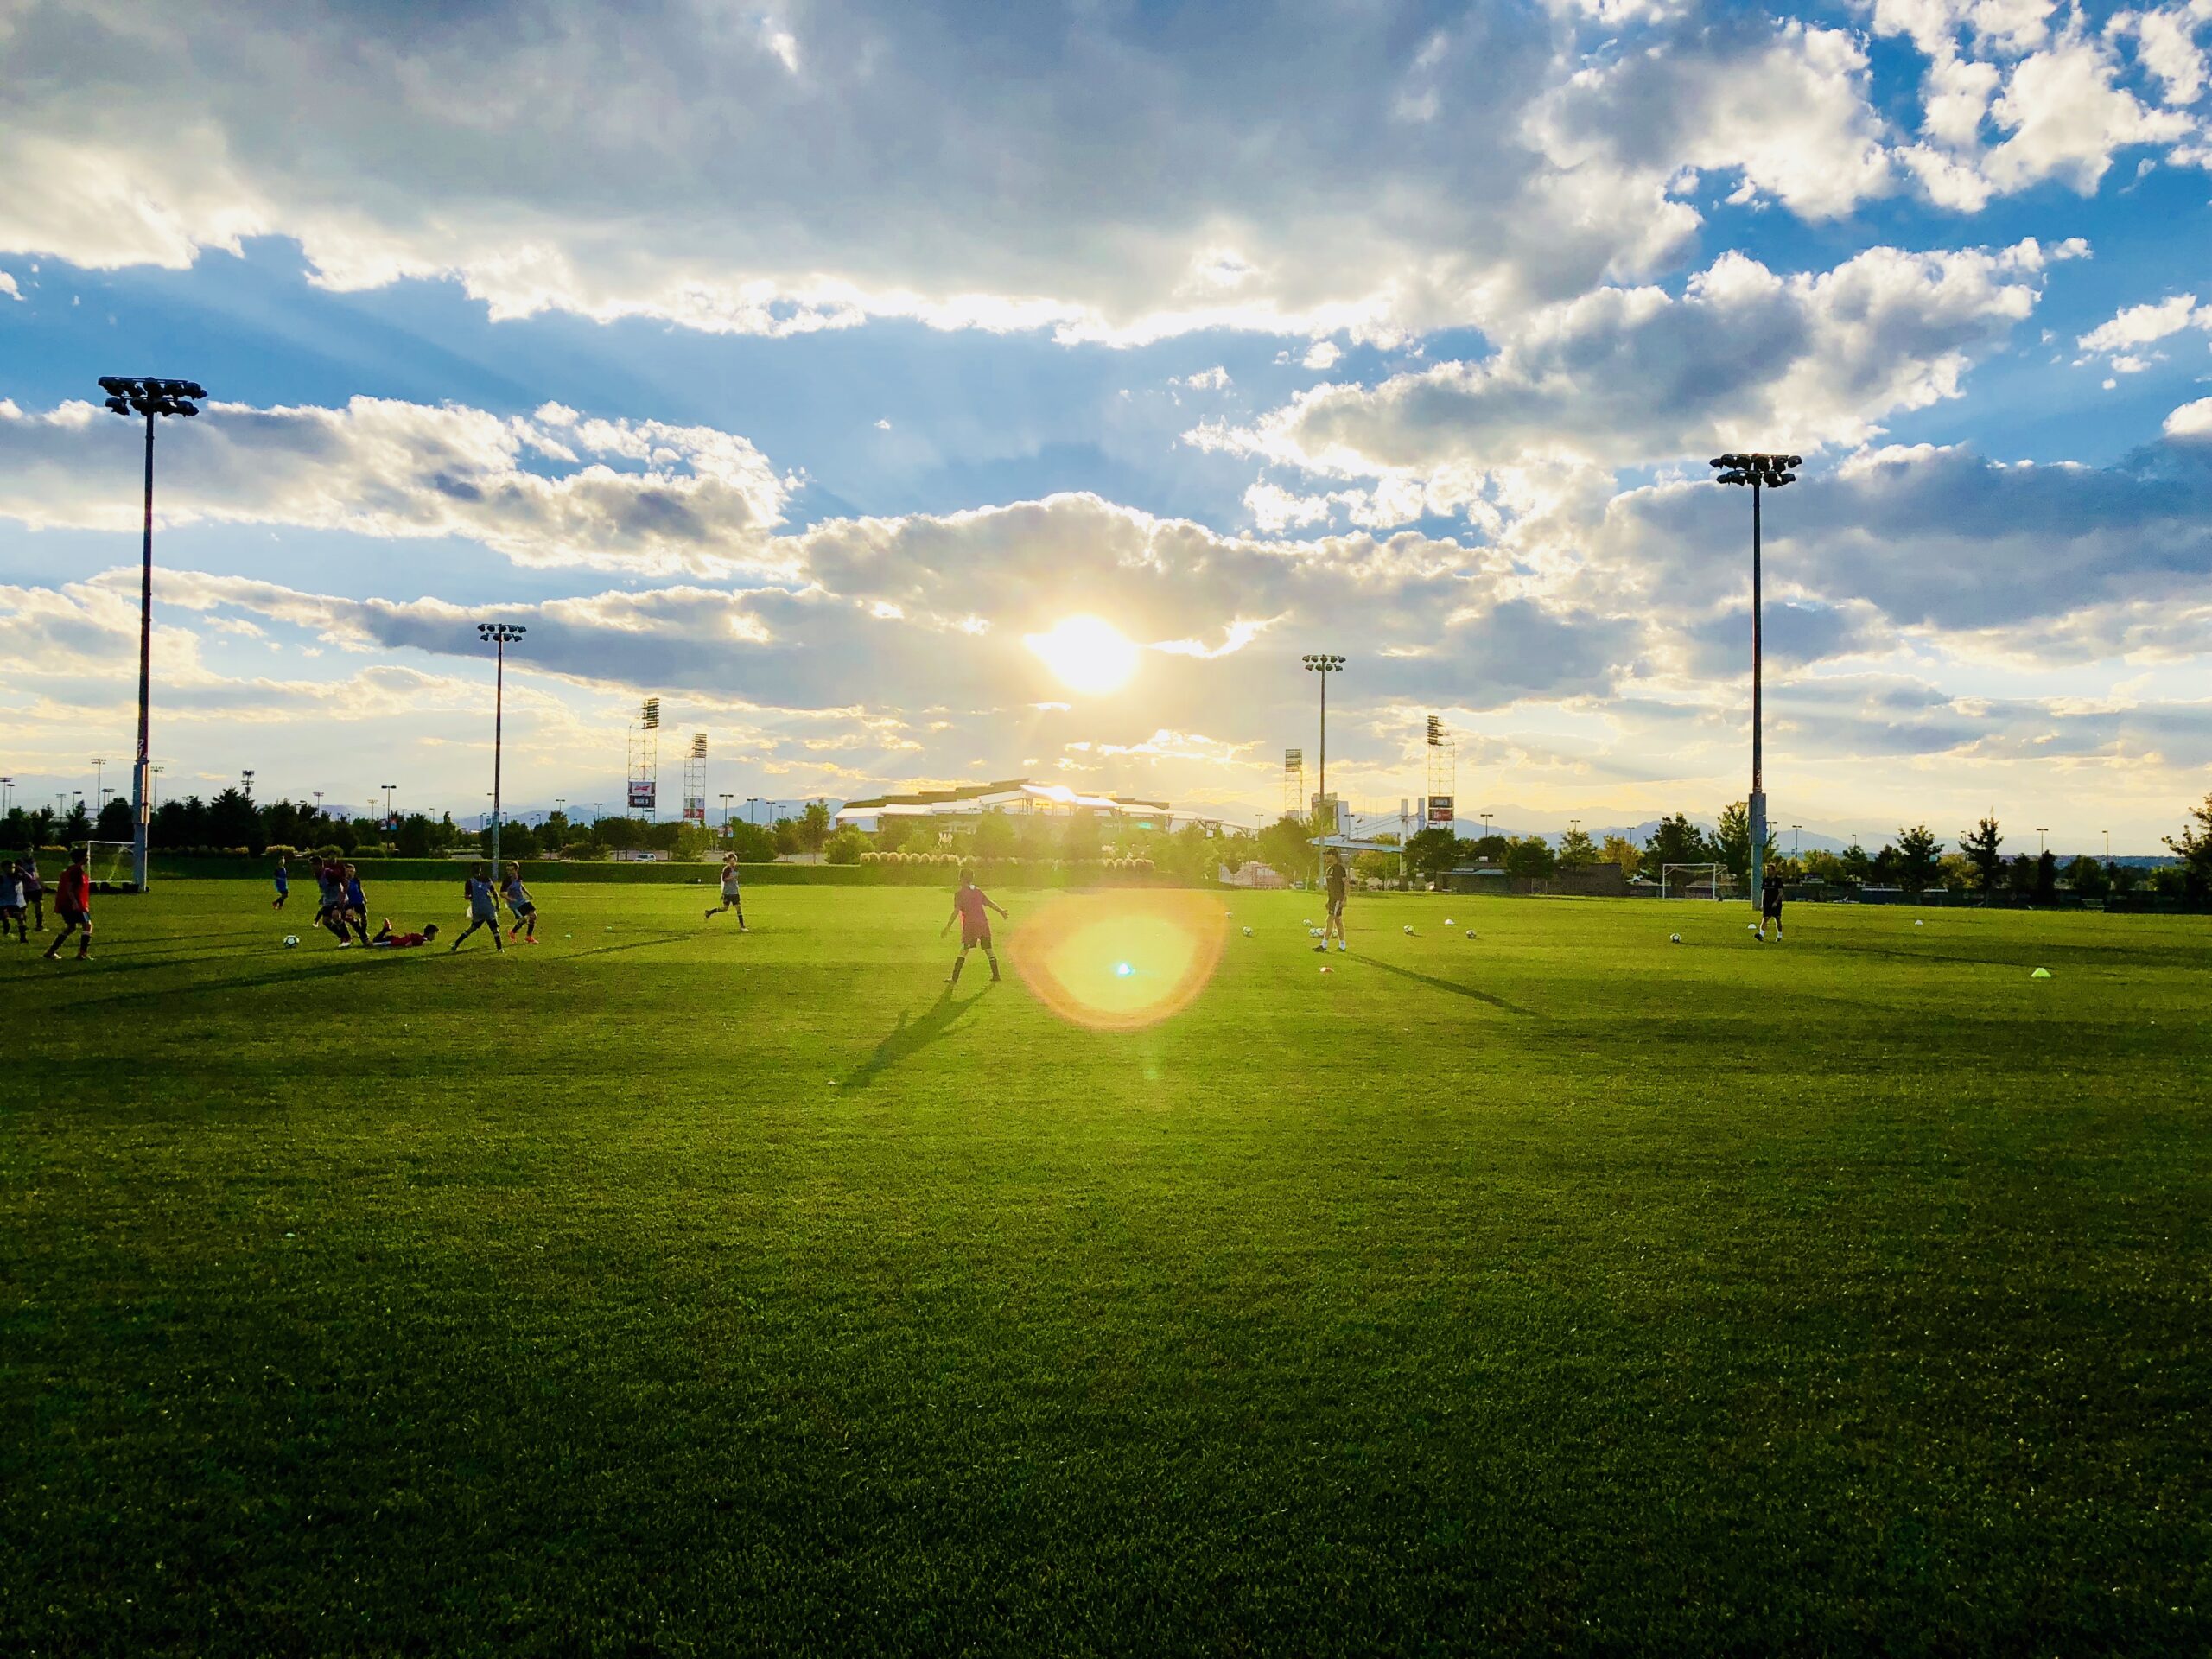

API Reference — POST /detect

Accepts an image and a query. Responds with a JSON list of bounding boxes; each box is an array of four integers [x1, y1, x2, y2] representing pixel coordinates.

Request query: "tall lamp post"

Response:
[[720, 793, 734, 842], [1300, 653, 1344, 832], [477, 624, 527, 874], [1708, 450, 1800, 913], [98, 376, 206, 892]]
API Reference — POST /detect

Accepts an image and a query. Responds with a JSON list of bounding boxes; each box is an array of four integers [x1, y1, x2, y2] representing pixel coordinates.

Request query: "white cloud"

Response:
[[0, 270, 18, 301], [1301, 341, 1343, 372], [1173, 366, 1231, 391], [2075, 291, 2212, 367], [2168, 397, 2212, 438]]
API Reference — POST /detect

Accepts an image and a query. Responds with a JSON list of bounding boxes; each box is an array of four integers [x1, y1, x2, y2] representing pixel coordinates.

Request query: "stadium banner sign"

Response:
[[628, 782, 657, 810], [683, 797, 706, 823], [1427, 794, 1455, 823]]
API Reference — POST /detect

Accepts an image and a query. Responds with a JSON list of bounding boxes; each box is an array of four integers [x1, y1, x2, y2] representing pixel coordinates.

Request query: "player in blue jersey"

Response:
[[502, 862, 539, 944], [451, 864, 505, 953], [340, 862, 371, 944], [272, 854, 290, 911]]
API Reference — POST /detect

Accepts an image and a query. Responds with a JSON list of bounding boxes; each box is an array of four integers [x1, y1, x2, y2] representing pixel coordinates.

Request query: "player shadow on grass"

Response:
[[1357, 954, 1538, 1018], [842, 984, 987, 1088]]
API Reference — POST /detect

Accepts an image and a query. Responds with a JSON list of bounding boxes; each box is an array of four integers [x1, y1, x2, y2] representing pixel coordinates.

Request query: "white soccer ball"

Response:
[[1402, 924, 1414, 934], [1242, 926, 1253, 937], [1465, 931, 1476, 939], [283, 935, 299, 948], [1669, 932, 1682, 944]]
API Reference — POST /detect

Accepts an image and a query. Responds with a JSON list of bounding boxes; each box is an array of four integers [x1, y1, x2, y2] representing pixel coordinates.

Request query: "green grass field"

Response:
[[4, 880, 2207, 1654]]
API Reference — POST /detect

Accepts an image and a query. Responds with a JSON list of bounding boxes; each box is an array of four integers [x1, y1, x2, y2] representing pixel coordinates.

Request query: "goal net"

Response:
[[81, 841, 138, 893], [1660, 861, 1729, 900]]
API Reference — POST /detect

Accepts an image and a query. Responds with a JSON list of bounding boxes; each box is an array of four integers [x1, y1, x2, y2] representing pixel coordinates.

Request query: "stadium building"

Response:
[[836, 779, 1173, 832]]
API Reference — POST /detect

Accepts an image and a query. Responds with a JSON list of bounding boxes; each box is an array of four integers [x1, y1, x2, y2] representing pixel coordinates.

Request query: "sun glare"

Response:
[[1025, 614, 1140, 696]]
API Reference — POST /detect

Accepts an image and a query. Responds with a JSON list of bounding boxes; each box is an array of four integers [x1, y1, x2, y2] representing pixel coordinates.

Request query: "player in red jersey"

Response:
[[43, 848, 92, 962], [369, 919, 441, 948], [940, 868, 1007, 986]]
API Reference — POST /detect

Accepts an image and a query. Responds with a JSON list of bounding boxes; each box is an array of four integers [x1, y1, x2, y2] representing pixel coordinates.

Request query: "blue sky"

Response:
[[3, 0, 2210, 851]]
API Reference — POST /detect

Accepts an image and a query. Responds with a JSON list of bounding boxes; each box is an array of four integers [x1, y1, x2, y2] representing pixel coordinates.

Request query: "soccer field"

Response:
[[5, 880, 2207, 1653]]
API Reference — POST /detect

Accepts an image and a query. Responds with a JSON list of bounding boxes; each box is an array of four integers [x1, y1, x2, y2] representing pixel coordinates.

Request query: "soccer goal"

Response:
[[80, 841, 139, 893], [1661, 861, 1726, 900]]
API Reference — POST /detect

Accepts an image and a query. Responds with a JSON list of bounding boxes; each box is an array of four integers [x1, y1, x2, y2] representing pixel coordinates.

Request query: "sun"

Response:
[[1024, 614, 1141, 696]]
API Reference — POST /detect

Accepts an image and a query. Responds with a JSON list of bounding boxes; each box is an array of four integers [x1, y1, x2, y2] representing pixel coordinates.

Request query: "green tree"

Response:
[[2107, 861, 2139, 895], [2063, 855, 2107, 898], [798, 801, 833, 855], [60, 800, 92, 842], [1643, 814, 1708, 870], [1556, 827, 1598, 868], [1469, 832, 1510, 865], [1503, 836, 1556, 879], [394, 812, 435, 858], [824, 828, 868, 865], [1401, 825, 1459, 880], [2035, 849, 2057, 904], [1260, 813, 1319, 880], [1711, 801, 1779, 886], [205, 786, 260, 852], [94, 797, 133, 840], [2007, 852, 2039, 897], [1891, 824, 1943, 891], [1060, 809, 1102, 861], [2164, 793, 2212, 887], [727, 821, 778, 862], [1599, 834, 1641, 878], [1958, 817, 2005, 892], [771, 817, 801, 856]]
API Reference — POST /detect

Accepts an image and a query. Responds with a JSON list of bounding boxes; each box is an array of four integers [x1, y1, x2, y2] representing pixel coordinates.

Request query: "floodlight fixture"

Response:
[[99, 372, 207, 892], [477, 624, 527, 871], [1301, 652, 1346, 843]]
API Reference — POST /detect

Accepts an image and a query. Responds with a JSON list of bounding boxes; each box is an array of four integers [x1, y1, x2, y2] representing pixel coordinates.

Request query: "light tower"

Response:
[[1301, 653, 1344, 830], [1424, 715, 1456, 832], [683, 733, 709, 830], [627, 697, 661, 818], [99, 376, 206, 891], [477, 623, 527, 874], [1281, 747, 1306, 822], [1708, 449, 1801, 912]]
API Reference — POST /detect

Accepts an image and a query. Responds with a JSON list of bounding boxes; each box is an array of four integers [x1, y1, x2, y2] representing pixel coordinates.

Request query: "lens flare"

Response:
[[1006, 889, 1229, 1031]]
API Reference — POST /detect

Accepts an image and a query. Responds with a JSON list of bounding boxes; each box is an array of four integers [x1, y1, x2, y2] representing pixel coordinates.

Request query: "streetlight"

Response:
[[2103, 829, 2111, 866], [1480, 811, 1493, 837], [720, 792, 734, 840], [747, 796, 762, 825], [241, 769, 254, 798], [476, 622, 528, 873], [1300, 653, 1344, 830], [149, 765, 162, 812], [1790, 823, 1802, 859], [382, 784, 397, 825], [91, 758, 106, 819], [98, 375, 206, 892], [0, 777, 11, 817], [1709, 449, 1801, 915], [2036, 826, 2049, 856], [312, 790, 323, 822]]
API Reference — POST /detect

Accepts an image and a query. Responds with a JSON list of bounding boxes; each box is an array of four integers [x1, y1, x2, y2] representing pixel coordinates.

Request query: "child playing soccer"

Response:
[[43, 848, 92, 963], [704, 853, 747, 930], [940, 868, 1007, 986], [340, 862, 370, 944], [370, 919, 440, 948], [272, 854, 290, 910], [1757, 878, 1785, 942], [451, 865, 504, 952], [0, 861, 24, 942], [18, 856, 43, 932], [503, 862, 538, 944]]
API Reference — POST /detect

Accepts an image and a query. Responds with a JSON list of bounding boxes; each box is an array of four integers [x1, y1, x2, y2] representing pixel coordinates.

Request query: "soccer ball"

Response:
[[1465, 930, 1477, 939], [1242, 926, 1253, 937], [1402, 924, 1414, 934], [1669, 932, 1682, 944], [282, 934, 299, 949]]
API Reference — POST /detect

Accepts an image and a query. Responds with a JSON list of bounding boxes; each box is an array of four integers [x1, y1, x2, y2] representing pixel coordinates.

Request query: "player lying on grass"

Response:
[[369, 919, 440, 948], [704, 853, 747, 930], [941, 868, 1007, 986], [503, 862, 538, 944], [42, 849, 92, 963], [451, 865, 504, 953]]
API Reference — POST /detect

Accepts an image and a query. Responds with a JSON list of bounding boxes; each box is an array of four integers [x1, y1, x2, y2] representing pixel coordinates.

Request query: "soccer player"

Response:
[[0, 861, 24, 942], [370, 918, 440, 948], [43, 848, 92, 963], [341, 862, 371, 945], [1317, 849, 1350, 953], [451, 864, 504, 952], [18, 856, 44, 931], [272, 854, 290, 910], [312, 857, 349, 943], [503, 862, 538, 944], [704, 853, 747, 929], [1757, 877, 1785, 942], [940, 868, 1007, 986]]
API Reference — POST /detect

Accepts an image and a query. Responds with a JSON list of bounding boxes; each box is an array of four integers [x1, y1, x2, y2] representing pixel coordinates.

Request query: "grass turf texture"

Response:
[[4, 882, 2206, 1655]]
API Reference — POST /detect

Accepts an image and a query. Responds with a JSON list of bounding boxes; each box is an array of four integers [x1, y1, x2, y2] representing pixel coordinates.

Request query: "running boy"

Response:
[[1757, 877, 1785, 942], [0, 861, 24, 942], [313, 858, 348, 942], [452, 864, 504, 952], [21, 855, 47, 931], [371, 918, 440, 948], [940, 868, 1007, 986], [43, 848, 92, 962], [341, 862, 371, 944], [704, 853, 747, 929], [272, 854, 290, 910], [1317, 849, 1350, 953], [503, 862, 538, 944]]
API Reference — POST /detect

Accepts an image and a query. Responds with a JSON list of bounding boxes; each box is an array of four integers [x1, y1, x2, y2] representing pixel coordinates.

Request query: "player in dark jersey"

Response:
[[452, 865, 505, 952], [941, 868, 1007, 986], [18, 856, 44, 931], [1318, 849, 1350, 953], [704, 853, 747, 929], [1757, 877, 1785, 941], [370, 919, 440, 948], [272, 854, 290, 910], [502, 863, 538, 944]]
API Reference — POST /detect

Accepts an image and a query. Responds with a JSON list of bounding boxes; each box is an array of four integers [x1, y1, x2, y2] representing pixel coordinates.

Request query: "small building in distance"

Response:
[[835, 778, 1173, 832]]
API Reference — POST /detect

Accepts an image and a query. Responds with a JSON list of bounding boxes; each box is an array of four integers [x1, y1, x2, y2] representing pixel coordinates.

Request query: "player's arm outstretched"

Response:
[[987, 893, 1009, 918], [939, 899, 961, 938]]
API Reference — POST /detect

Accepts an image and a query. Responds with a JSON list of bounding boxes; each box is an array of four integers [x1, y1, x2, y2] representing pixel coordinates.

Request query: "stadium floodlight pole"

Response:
[[476, 623, 528, 874], [2036, 826, 2049, 856], [1, 777, 11, 816], [99, 376, 205, 892], [720, 793, 734, 840], [1709, 449, 1801, 914], [91, 758, 106, 818], [241, 769, 254, 798], [1300, 653, 1344, 826]]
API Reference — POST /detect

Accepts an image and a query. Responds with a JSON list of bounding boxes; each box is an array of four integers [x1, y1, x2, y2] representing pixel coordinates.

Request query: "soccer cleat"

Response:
[[1338, 942, 1346, 951], [1313, 943, 1326, 952]]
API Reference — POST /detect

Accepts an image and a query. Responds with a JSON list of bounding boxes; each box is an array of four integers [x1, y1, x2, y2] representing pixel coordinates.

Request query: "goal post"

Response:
[[1660, 861, 1727, 900], [81, 840, 140, 893]]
